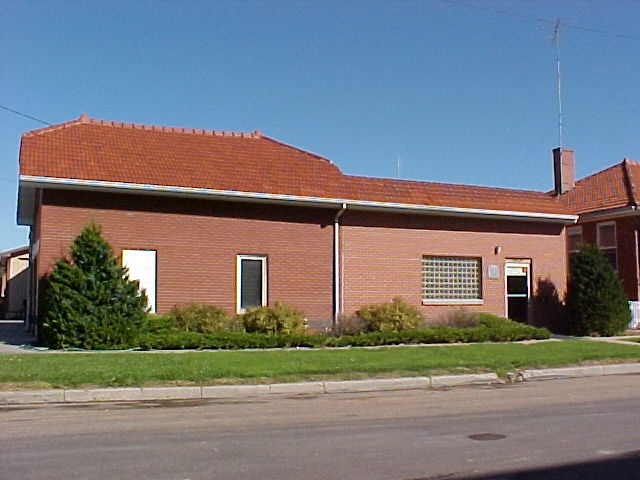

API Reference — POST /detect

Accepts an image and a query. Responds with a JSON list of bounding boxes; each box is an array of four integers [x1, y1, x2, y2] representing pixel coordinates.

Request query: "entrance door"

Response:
[[505, 262, 530, 323]]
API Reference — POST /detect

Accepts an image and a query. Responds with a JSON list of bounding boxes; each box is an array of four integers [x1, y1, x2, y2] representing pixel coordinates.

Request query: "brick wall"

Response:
[[36, 190, 336, 326], [33, 189, 574, 329], [340, 211, 567, 325], [578, 216, 640, 302]]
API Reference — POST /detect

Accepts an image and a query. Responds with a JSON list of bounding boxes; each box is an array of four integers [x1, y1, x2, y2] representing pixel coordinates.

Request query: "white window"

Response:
[[421, 256, 482, 304], [236, 255, 267, 313], [122, 249, 157, 313], [597, 222, 617, 270]]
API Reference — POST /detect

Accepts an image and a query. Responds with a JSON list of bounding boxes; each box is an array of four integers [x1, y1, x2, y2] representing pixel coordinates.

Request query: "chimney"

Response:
[[553, 147, 574, 195]]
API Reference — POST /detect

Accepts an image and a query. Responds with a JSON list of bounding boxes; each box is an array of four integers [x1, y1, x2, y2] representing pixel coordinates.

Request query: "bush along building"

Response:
[[16, 115, 596, 333]]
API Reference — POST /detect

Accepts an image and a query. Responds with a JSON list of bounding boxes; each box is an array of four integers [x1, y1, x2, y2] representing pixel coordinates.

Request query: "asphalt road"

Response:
[[2, 374, 640, 480]]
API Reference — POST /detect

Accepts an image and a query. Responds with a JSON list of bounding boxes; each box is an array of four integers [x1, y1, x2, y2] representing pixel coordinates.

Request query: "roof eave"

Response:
[[577, 205, 640, 222], [18, 175, 577, 225]]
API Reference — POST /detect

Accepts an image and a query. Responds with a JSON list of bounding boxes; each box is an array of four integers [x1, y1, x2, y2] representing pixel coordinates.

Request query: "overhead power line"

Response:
[[438, 0, 640, 41], [0, 105, 51, 125]]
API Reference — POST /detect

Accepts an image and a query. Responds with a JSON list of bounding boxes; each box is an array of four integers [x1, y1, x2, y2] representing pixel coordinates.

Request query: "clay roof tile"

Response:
[[19, 116, 570, 217]]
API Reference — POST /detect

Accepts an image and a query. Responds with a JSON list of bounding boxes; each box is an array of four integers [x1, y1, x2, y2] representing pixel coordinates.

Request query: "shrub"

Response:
[[136, 331, 326, 350], [169, 304, 241, 333], [40, 223, 148, 349], [146, 314, 177, 333], [356, 297, 425, 332], [134, 313, 550, 350], [430, 310, 481, 328], [242, 302, 307, 335], [332, 314, 367, 336], [565, 244, 630, 336]]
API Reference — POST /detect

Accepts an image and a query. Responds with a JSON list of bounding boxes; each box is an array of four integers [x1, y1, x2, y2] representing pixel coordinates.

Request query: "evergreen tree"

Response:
[[41, 223, 148, 349], [565, 243, 630, 336]]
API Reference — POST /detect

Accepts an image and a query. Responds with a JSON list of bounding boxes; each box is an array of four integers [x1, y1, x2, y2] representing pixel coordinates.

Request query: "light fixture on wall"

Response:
[[494, 246, 502, 255]]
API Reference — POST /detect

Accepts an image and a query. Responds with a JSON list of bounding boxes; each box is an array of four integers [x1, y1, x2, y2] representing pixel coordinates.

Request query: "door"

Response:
[[505, 262, 530, 323], [122, 250, 157, 313]]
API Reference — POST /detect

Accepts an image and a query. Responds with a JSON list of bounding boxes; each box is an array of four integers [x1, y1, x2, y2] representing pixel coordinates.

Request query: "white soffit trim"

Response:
[[19, 175, 578, 224]]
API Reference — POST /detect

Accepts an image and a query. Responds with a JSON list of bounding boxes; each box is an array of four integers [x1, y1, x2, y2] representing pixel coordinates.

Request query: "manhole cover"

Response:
[[468, 432, 507, 441]]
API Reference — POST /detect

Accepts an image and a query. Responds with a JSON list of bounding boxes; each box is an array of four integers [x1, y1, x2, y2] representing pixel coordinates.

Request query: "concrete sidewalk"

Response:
[[0, 320, 37, 354]]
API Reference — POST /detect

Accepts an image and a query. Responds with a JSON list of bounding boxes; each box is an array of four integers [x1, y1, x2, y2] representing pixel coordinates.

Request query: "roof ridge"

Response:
[[259, 135, 339, 169], [24, 114, 262, 139], [21, 116, 87, 137], [574, 160, 625, 187]]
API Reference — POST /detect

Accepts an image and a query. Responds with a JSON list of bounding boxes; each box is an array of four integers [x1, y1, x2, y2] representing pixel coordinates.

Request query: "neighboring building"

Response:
[[556, 148, 640, 327], [17, 115, 578, 332], [0, 246, 29, 320]]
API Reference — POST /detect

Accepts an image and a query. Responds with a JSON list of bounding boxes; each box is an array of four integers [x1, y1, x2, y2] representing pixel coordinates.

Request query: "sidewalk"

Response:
[[0, 320, 37, 353]]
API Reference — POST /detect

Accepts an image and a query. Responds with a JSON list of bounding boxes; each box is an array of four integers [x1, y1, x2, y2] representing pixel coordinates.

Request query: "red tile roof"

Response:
[[19, 115, 572, 217], [559, 159, 640, 214]]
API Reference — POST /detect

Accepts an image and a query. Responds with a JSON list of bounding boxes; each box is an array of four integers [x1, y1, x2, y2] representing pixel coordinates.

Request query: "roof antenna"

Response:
[[396, 155, 401, 178], [552, 18, 563, 150]]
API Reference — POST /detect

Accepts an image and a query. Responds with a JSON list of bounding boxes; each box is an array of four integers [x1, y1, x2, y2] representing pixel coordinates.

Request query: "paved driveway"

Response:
[[0, 321, 36, 353]]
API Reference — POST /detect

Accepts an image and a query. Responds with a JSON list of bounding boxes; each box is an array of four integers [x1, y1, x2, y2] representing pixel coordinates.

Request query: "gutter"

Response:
[[18, 175, 578, 224], [577, 205, 639, 222]]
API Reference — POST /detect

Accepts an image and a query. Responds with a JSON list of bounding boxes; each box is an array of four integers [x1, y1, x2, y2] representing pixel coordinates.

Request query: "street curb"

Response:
[[1, 365, 638, 405], [521, 362, 640, 381], [0, 373, 498, 405]]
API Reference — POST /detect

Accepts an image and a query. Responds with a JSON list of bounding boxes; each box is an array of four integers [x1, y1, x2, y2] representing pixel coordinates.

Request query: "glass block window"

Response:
[[421, 256, 482, 302]]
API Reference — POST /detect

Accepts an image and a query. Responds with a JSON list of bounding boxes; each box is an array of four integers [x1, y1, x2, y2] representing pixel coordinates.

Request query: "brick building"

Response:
[[556, 149, 640, 327], [17, 115, 578, 332]]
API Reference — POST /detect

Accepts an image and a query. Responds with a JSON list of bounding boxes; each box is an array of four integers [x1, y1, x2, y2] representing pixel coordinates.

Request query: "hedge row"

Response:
[[135, 320, 550, 350]]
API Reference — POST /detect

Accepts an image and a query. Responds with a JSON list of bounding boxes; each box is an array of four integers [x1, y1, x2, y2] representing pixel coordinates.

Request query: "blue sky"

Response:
[[2, 1, 639, 252]]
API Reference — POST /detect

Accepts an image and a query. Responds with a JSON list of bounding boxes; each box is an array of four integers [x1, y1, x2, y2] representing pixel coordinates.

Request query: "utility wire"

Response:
[[438, 0, 640, 41], [0, 105, 51, 125]]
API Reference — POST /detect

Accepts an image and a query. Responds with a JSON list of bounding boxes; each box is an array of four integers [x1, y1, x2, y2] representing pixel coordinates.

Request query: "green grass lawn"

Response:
[[1, 340, 639, 390]]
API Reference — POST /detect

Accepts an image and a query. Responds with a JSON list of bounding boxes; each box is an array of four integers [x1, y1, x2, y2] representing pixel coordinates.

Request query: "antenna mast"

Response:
[[552, 18, 563, 149]]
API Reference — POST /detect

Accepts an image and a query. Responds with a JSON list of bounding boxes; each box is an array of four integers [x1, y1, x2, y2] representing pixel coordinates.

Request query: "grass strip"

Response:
[[1, 340, 639, 390]]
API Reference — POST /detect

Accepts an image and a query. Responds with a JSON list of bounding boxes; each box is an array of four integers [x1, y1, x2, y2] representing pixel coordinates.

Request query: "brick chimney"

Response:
[[553, 147, 574, 195]]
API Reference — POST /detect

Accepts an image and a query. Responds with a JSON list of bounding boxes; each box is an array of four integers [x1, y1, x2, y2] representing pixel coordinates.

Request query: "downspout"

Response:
[[333, 203, 347, 329], [25, 230, 32, 332]]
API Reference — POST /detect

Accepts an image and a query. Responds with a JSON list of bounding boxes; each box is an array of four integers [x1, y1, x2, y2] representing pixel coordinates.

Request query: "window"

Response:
[[567, 226, 582, 270], [421, 256, 482, 303], [597, 222, 617, 270], [122, 249, 157, 313], [567, 226, 582, 253], [237, 255, 267, 312]]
